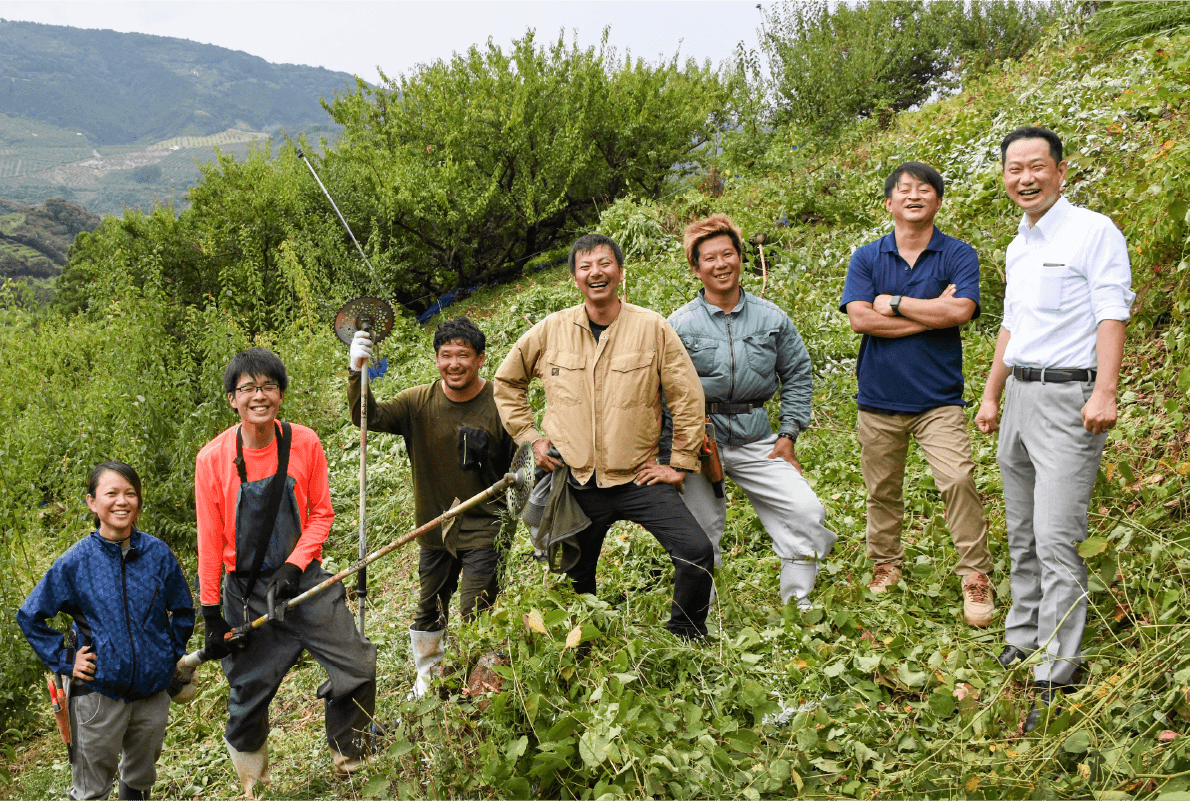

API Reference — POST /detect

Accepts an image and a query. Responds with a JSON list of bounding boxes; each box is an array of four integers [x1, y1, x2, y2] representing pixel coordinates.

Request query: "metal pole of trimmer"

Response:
[[333, 297, 395, 635], [357, 320, 372, 636], [178, 468, 525, 669], [296, 148, 376, 275]]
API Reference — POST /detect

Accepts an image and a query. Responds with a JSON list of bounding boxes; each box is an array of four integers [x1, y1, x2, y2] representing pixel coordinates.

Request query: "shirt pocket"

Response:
[[742, 328, 780, 376], [609, 350, 657, 409], [543, 350, 585, 407], [681, 336, 720, 377], [1037, 263, 1069, 312]]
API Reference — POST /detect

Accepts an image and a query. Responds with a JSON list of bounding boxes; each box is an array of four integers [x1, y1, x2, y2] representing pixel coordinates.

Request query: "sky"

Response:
[[0, 1, 770, 83]]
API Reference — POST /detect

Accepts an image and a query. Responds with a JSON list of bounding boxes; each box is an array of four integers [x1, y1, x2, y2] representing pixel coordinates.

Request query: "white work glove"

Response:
[[349, 330, 373, 372]]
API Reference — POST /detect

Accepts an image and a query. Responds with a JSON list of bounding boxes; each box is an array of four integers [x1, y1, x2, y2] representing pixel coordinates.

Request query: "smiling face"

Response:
[[692, 233, 743, 297], [435, 339, 485, 397], [228, 372, 284, 427], [1003, 137, 1068, 224], [87, 469, 140, 541], [572, 244, 623, 307], [885, 173, 943, 227]]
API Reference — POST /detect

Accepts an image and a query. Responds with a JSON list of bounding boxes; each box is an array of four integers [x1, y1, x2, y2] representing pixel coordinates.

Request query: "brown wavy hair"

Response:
[[683, 213, 743, 269]]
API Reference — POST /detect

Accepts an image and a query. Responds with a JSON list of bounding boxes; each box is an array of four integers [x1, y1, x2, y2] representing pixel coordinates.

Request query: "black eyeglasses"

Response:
[[234, 381, 281, 396]]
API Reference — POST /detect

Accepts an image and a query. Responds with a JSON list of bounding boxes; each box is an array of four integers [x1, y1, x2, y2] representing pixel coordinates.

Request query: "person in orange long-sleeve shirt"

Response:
[[195, 347, 376, 797]]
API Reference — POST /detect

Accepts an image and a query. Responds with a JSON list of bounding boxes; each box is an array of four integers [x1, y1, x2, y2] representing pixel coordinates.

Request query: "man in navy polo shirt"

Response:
[[841, 161, 994, 627]]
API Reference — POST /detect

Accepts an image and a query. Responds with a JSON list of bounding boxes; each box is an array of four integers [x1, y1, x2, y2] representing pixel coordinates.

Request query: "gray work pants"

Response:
[[998, 376, 1107, 684], [680, 433, 837, 604], [222, 561, 377, 757], [68, 689, 170, 800]]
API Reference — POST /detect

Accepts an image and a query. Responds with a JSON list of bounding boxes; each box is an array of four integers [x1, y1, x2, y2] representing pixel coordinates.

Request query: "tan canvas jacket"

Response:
[[494, 302, 705, 487]]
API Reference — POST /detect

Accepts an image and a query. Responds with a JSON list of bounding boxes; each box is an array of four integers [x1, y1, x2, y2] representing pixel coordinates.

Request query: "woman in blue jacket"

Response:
[[19, 461, 195, 800]]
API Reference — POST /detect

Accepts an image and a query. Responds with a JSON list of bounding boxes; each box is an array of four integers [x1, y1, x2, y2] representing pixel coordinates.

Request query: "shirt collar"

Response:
[[696, 287, 747, 316], [91, 528, 142, 557], [878, 226, 944, 255], [1018, 195, 1071, 240]]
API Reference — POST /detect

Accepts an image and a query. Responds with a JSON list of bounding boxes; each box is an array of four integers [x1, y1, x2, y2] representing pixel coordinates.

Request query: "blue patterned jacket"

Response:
[[18, 529, 195, 701]]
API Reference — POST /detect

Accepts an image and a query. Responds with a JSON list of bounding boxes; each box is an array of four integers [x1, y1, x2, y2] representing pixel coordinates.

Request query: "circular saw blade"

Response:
[[334, 296, 395, 346], [505, 443, 536, 517]]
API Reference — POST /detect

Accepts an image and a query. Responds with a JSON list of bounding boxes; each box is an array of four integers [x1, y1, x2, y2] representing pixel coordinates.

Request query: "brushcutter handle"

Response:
[[179, 629, 242, 667], [178, 647, 212, 669]]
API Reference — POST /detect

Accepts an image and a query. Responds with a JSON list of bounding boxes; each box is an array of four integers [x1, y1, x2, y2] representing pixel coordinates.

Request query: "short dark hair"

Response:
[[884, 162, 945, 199], [87, 461, 143, 525], [223, 347, 289, 396], [1000, 126, 1063, 166], [433, 316, 486, 355], [568, 233, 624, 275]]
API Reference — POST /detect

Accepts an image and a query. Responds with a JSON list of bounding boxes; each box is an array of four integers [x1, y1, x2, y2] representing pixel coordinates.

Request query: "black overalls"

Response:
[[220, 424, 377, 758]]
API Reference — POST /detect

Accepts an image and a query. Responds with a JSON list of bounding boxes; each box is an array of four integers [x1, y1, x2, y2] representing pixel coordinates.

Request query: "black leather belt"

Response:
[[1011, 366, 1096, 383], [706, 399, 768, 415]]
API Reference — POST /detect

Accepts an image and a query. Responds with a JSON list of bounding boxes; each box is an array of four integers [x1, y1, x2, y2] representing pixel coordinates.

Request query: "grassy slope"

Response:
[[7, 20, 1190, 801]]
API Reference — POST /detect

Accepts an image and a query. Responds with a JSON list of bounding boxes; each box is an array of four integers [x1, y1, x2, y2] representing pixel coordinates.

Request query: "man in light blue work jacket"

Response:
[[665, 213, 837, 609]]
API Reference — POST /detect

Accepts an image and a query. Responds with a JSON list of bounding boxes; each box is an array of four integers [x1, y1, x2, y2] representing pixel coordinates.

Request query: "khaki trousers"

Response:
[[857, 405, 991, 576]]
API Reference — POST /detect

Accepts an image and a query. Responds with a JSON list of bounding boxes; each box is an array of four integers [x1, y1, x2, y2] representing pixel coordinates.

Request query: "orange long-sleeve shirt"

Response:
[[194, 422, 334, 606]]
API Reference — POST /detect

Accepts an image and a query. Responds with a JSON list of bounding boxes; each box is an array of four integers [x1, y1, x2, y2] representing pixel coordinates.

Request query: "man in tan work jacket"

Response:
[[494, 233, 715, 639]]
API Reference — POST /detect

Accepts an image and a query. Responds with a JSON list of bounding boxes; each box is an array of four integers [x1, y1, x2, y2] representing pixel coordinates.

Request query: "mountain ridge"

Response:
[[0, 19, 354, 217], [0, 18, 360, 145]]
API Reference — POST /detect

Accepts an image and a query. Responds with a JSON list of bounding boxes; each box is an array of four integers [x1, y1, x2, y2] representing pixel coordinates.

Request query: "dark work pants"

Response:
[[222, 562, 377, 758], [413, 545, 502, 632], [567, 481, 714, 638]]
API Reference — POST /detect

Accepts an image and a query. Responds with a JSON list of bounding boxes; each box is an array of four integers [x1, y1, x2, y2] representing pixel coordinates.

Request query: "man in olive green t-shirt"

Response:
[[349, 316, 516, 697]]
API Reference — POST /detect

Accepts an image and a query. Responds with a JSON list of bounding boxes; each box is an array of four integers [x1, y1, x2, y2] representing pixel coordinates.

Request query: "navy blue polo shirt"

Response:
[[839, 227, 981, 413]]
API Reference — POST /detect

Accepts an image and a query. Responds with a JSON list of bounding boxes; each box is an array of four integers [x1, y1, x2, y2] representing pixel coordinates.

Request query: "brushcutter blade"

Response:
[[505, 442, 536, 517], [334, 296, 395, 346]]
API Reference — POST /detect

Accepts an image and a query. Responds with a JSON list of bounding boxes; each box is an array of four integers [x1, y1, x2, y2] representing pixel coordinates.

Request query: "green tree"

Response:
[[58, 142, 358, 333], [321, 30, 727, 306], [763, 0, 1065, 137]]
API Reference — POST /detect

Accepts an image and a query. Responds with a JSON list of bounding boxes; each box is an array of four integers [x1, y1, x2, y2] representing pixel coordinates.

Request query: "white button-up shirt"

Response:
[[1002, 196, 1134, 369]]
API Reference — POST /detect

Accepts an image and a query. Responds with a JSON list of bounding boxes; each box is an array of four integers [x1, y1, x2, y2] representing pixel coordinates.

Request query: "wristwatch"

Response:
[[889, 295, 903, 316], [777, 431, 798, 443]]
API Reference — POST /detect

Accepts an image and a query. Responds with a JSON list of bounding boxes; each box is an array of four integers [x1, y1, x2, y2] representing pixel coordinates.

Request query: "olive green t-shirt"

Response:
[[348, 373, 517, 551]]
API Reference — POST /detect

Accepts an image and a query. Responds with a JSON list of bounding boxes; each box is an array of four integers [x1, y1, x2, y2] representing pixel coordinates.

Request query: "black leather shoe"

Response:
[[998, 645, 1030, 668], [1024, 681, 1072, 733], [1024, 704, 1042, 733]]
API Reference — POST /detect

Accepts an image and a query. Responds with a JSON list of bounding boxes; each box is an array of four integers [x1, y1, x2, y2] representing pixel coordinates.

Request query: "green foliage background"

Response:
[[4, 5, 1190, 799]]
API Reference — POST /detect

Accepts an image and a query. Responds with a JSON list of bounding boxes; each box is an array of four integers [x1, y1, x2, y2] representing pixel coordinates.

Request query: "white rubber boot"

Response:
[[780, 559, 820, 610], [409, 627, 445, 699], [225, 738, 270, 799]]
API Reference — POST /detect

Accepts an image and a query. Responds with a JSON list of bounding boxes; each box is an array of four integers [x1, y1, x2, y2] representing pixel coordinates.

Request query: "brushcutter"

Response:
[[296, 144, 402, 637], [335, 296, 396, 636], [177, 443, 537, 668]]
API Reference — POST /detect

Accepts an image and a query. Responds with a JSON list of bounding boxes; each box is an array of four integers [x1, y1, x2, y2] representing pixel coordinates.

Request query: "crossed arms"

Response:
[[845, 284, 977, 337]]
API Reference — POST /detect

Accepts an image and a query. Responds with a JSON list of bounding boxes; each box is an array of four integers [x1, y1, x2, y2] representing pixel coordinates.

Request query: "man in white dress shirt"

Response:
[[975, 126, 1133, 732]]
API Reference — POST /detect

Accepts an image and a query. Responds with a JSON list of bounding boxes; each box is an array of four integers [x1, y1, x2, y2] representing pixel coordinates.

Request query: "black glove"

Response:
[[266, 563, 303, 601], [202, 605, 233, 660]]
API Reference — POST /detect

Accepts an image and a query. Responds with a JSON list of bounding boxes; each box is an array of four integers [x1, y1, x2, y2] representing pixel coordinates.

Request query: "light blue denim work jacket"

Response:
[[666, 288, 813, 447]]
